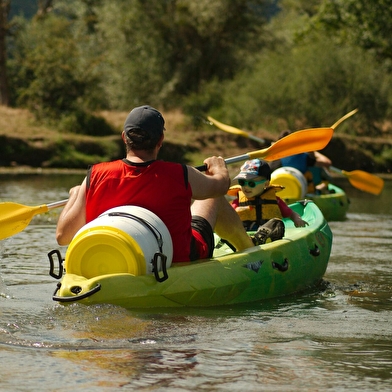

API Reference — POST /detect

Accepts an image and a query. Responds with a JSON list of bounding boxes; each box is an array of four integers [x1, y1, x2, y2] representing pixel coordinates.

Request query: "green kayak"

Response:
[[49, 201, 332, 308], [305, 183, 349, 221], [282, 183, 349, 221]]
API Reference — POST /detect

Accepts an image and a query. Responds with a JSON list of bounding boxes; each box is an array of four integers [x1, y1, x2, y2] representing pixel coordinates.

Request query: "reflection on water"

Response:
[[0, 174, 391, 391]]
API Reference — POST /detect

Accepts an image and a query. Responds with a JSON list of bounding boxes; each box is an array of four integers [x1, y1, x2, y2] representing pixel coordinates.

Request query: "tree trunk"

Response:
[[0, 0, 10, 106]]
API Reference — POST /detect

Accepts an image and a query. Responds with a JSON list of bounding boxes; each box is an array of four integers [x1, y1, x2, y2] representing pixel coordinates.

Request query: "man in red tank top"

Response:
[[56, 105, 253, 262]]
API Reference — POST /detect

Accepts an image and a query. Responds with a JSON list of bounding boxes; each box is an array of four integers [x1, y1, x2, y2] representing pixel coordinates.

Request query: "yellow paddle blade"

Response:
[[0, 200, 68, 240], [247, 127, 333, 162], [331, 109, 358, 129], [207, 116, 266, 143], [341, 170, 384, 195], [207, 115, 251, 137], [0, 202, 49, 240]]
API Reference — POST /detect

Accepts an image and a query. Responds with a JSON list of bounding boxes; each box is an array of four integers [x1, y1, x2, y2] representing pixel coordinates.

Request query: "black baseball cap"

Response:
[[124, 105, 165, 137]]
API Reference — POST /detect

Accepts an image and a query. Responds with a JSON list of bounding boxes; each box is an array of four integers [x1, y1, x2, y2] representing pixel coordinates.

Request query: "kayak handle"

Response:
[[52, 282, 102, 303], [272, 258, 289, 272], [152, 252, 169, 282], [309, 245, 320, 257], [48, 249, 64, 279]]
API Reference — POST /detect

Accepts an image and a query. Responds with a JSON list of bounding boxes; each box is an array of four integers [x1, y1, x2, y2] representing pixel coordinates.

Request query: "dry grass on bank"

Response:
[[0, 106, 55, 139]]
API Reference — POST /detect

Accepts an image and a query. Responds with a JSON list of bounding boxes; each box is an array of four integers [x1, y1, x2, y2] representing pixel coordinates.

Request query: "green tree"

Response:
[[14, 15, 85, 117], [312, 0, 392, 65], [10, 8, 104, 121]]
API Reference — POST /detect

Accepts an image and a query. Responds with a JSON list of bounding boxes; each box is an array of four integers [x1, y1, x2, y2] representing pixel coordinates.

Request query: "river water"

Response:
[[0, 173, 391, 391]]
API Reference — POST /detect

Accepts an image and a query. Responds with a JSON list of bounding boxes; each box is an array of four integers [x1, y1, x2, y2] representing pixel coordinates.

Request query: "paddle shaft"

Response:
[[329, 166, 346, 176], [48, 199, 69, 209], [246, 133, 265, 143]]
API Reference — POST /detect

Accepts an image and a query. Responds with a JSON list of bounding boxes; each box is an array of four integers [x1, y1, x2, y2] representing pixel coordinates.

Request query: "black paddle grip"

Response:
[[195, 164, 207, 172]]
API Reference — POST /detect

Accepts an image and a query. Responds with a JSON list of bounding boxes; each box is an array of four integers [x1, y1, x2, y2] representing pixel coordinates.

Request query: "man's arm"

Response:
[[56, 178, 87, 245], [187, 156, 230, 199], [314, 151, 332, 168]]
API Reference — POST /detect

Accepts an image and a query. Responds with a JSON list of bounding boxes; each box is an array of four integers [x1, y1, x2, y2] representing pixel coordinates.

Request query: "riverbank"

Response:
[[0, 106, 390, 175]]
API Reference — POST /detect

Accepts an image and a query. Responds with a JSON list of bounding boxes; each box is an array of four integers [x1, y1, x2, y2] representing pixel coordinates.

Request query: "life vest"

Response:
[[86, 159, 193, 262], [230, 185, 283, 231]]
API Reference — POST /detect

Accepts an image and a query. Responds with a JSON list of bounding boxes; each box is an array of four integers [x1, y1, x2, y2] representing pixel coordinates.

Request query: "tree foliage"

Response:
[[214, 35, 390, 135], [312, 0, 392, 65], [93, 0, 273, 109], [14, 16, 81, 117], [7, 0, 274, 114]]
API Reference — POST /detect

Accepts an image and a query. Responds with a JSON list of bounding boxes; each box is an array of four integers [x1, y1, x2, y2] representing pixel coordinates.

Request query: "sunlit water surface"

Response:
[[1, 174, 391, 391]]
